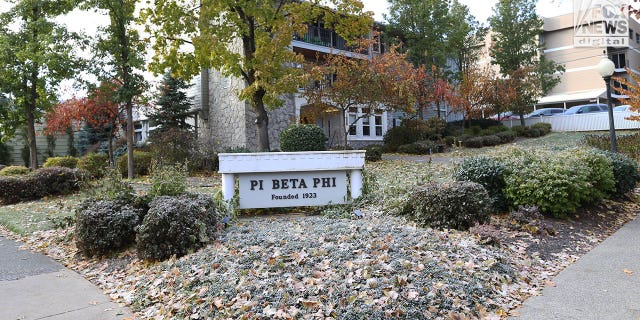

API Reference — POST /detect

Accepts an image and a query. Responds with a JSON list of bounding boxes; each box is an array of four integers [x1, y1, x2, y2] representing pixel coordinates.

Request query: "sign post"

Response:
[[218, 150, 366, 209]]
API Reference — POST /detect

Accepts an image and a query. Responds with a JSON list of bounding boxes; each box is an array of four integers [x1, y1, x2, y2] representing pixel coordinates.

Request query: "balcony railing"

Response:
[[294, 25, 349, 51]]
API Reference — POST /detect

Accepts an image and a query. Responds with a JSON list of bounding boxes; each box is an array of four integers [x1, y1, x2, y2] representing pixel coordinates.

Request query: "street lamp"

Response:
[[597, 56, 618, 152]]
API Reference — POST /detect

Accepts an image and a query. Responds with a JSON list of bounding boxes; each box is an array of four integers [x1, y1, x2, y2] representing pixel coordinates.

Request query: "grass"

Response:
[[0, 194, 83, 235]]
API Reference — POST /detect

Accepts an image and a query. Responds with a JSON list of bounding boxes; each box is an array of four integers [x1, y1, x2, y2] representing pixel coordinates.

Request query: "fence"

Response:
[[500, 111, 640, 132]]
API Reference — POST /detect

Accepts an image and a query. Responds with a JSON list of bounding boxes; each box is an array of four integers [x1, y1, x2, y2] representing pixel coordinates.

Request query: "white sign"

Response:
[[237, 171, 348, 209], [574, 0, 628, 47]]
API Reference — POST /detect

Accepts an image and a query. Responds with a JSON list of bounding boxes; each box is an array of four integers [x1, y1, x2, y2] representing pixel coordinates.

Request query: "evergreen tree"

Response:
[[150, 72, 193, 132]]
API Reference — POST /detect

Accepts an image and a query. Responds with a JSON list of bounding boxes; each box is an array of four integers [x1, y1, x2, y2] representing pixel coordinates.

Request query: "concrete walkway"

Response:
[[0, 236, 132, 320], [511, 216, 640, 320]]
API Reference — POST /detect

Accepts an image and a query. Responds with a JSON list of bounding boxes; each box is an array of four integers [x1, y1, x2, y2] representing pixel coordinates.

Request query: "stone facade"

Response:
[[197, 69, 296, 151]]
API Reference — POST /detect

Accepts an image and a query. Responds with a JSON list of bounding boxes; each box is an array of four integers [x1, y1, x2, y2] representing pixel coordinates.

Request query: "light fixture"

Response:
[[597, 56, 618, 152]]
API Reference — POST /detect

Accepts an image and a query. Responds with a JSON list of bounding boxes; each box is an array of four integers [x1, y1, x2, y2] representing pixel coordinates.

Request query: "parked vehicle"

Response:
[[525, 108, 565, 118], [562, 104, 607, 115], [489, 111, 519, 120], [613, 105, 632, 112]]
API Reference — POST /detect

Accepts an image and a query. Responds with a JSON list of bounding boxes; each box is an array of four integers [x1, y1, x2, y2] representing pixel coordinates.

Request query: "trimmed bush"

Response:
[[523, 128, 542, 138], [496, 130, 516, 143], [0, 165, 30, 176], [85, 167, 136, 204], [383, 126, 420, 151], [397, 140, 437, 155], [32, 167, 84, 197], [510, 125, 527, 136], [400, 181, 490, 230], [279, 124, 327, 152], [136, 194, 220, 261], [43, 156, 78, 169], [531, 122, 552, 135], [77, 153, 109, 179], [463, 137, 484, 148], [0, 176, 38, 204], [361, 145, 383, 162], [455, 156, 510, 212], [574, 149, 615, 203], [117, 151, 153, 177], [75, 200, 141, 257], [598, 150, 640, 195], [504, 152, 592, 218], [482, 135, 502, 147]]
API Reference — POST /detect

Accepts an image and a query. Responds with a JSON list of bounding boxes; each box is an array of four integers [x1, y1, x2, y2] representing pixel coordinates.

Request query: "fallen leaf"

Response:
[[623, 269, 634, 276]]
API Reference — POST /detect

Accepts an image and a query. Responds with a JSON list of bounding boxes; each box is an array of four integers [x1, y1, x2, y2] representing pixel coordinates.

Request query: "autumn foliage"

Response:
[[45, 81, 123, 161], [614, 69, 640, 122]]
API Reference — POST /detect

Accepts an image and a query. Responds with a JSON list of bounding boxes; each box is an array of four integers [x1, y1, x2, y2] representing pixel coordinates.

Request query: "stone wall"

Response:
[[243, 93, 296, 151], [198, 68, 250, 151]]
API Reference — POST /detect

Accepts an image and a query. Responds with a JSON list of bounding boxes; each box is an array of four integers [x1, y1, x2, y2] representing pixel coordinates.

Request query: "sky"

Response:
[[362, 0, 574, 23]]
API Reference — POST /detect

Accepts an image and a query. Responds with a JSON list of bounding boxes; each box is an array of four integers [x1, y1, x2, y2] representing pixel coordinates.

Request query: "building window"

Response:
[[636, 33, 639, 43], [362, 116, 370, 136], [348, 112, 357, 136], [346, 107, 385, 139], [375, 115, 383, 136], [630, 29, 634, 39], [611, 53, 626, 68]]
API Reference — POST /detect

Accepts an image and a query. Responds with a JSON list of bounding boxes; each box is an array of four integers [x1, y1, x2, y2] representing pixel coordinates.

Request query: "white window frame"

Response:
[[346, 107, 387, 141]]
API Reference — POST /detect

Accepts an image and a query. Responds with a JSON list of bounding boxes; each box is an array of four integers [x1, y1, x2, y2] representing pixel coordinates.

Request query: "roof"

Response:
[[537, 89, 606, 105]]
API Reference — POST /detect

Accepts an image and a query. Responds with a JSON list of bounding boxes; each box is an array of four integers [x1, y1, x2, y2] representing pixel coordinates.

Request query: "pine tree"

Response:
[[150, 72, 193, 133]]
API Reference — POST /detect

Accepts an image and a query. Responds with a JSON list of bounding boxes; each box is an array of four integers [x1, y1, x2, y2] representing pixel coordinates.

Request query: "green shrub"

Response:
[[383, 126, 420, 151], [463, 137, 484, 148], [136, 193, 220, 261], [447, 119, 502, 130], [583, 133, 640, 162], [42, 156, 78, 169], [148, 162, 188, 198], [77, 153, 109, 179], [397, 140, 437, 154], [510, 125, 527, 136], [85, 167, 136, 203], [482, 135, 501, 147], [454, 156, 510, 212], [279, 124, 327, 152], [531, 122, 552, 135], [496, 130, 517, 143], [482, 125, 509, 135], [0, 165, 30, 176], [597, 150, 640, 195], [117, 151, 153, 177], [574, 149, 615, 202], [32, 167, 84, 197], [400, 181, 490, 230], [361, 145, 383, 162], [75, 200, 141, 257], [504, 152, 592, 218], [523, 128, 542, 138]]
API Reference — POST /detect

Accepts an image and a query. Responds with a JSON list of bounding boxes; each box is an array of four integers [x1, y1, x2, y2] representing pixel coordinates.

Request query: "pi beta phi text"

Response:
[[249, 177, 337, 191]]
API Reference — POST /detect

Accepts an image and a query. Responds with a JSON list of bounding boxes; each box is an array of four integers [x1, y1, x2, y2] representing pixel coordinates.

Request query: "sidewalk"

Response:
[[0, 236, 133, 320], [511, 215, 640, 320]]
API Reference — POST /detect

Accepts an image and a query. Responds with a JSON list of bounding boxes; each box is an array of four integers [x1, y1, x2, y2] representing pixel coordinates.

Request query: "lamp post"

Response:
[[597, 57, 618, 152]]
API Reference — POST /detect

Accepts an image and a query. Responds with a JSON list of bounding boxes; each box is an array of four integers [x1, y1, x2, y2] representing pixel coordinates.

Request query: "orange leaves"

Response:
[[45, 81, 123, 135], [614, 69, 640, 121]]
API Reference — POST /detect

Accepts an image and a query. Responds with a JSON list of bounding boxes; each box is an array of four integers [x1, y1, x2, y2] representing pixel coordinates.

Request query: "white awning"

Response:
[[537, 89, 606, 105]]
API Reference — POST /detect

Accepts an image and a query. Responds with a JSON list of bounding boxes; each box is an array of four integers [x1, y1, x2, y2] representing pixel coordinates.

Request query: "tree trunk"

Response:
[[253, 89, 270, 152], [126, 100, 135, 178], [107, 125, 114, 166], [25, 106, 38, 169], [519, 113, 525, 127]]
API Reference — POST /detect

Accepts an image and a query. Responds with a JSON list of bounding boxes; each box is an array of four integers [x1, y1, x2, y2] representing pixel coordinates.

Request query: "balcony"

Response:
[[294, 25, 349, 51]]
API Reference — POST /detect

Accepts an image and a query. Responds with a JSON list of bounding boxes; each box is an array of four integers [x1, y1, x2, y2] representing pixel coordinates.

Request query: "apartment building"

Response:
[[538, 12, 640, 108], [193, 21, 389, 151]]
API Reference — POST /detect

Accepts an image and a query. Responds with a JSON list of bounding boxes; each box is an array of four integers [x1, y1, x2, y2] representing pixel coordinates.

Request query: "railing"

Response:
[[294, 25, 349, 51]]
